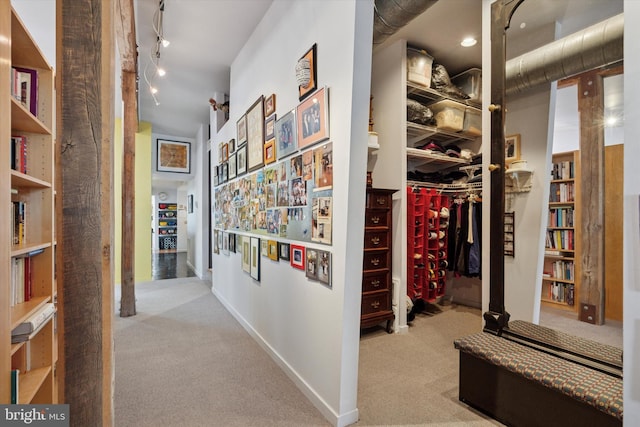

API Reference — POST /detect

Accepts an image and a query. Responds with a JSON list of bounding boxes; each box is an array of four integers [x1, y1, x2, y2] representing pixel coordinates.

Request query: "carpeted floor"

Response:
[[114, 278, 621, 426]]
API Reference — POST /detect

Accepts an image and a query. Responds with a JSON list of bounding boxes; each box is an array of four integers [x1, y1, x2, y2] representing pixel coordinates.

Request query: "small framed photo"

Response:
[[157, 139, 191, 173], [222, 143, 229, 162], [222, 162, 228, 183], [267, 240, 279, 261], [505, 134, 521, 163], [264, 139, 276, 165], [296, 86, 329, 149], [317, 250, 331, 287], [250, 237, 261, 281], [242, 238, 250, 273], [265, 94, 276, 117], [261, 239, 268, 257], [229, 233, 236, 253], [222, 231, 230, 255], [306, 248, 318, 280], [298, 44, 317, 101], [265, 114, 277, 141], [214, 229, 220, 254], [228, 152, 237, 179], [276, 110, 298, 160], [237, 114, 247, 146], [236, 145, 247, 176], [279, 242, 290, 261], [228, 138, 236, 154], [290, 244, 305, 270], [246, 96, 265, 172], [188, 194, 194, 213]]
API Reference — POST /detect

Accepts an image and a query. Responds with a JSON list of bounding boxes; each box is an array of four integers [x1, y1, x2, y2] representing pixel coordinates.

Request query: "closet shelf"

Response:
[[406, 121, 476, 146], [407, 180, 482, 192], [406, 82, 481, 111], [406, 147, 470, 167]]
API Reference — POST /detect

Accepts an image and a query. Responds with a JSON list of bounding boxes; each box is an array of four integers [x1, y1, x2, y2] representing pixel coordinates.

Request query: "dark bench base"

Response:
[[459, 351, 622, 427]]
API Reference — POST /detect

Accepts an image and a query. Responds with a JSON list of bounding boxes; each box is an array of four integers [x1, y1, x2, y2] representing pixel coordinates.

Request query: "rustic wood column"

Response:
[[578, 71, 605, 325], [58, 0, 114, 424], [116, 0, 138, 317]]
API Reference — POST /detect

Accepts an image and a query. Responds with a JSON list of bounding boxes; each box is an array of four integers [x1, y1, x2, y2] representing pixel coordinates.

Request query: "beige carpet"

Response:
[[114, 278, 621, 426]]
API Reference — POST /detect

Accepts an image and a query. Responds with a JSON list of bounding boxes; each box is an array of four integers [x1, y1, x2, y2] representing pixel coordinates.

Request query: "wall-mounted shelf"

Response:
[[505, 168, 533, 193]]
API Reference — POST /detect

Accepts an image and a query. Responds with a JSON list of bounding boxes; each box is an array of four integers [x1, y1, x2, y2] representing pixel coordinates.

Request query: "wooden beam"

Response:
[[578, 71, 605, 325], [58, 0, 114, 423], [114, 0, 137, 74]]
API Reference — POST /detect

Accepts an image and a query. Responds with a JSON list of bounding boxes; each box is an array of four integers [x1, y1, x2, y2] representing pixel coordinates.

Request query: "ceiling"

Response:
[[135, 0, 622, 148]]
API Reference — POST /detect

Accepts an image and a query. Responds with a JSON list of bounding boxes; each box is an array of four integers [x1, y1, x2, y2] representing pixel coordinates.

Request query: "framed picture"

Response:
[[222, 231, 230, 255], [279, 242, 290, 261], [222, 143, 229, 162], [228, 152, 237, 179], [298, 44, 317, 101], [296, 86, 329, 149], [264, 139, 276, 165], [290, 244, 305, 270], [229, 233, 236, 253], [188, 194, 194, 213], [229, 138, 236, 154], [265, 94, 276, 117], [265, 114, 277, 141], [317, 250, 331, 287], [222, 162, 228, 183], [505, 134, 521, 163], [276, 110, 298, 160], [157, 139, 191, 173], [236, 145, 247, 176], [246, 96, 265, 172], [267, 240, 279, 261], [242, 238, 251, 273], [313, 142, 332, 190], [214, 229, 220, 254], [261, 239, 268, 257], [306, 248, 318, 280], [237, 114, 247, 146], [250, 237, 261, 281], [236, 234, 243, 254]]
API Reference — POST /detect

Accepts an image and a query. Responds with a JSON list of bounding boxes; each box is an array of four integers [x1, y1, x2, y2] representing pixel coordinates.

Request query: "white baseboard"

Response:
[[211, 287, 357, 427]]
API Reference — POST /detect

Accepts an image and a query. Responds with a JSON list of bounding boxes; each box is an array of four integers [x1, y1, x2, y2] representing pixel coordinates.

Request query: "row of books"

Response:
[[551, 160, 574, 180], [11, 66, 38, 116], [544, 260, 575, 281], [10, 135, 28, 174], [545, 229, 574, 251], [12, 200, 26, 245], [549, 182, 575, 203], [548, 207, 574, 227], [10, 249, 43, 307], [546, 282, 575, 305]]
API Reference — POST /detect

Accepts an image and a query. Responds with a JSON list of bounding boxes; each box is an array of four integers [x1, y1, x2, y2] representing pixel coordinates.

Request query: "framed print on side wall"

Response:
[[290, 244, 305, 270], [265, 114, 276, 141], [505, 134, 521, 163], [267, 240, 279, 261], [306, 248, 318, 280], [264, 139, 276, 165], [276, 110, 298, 160], [298, 43, 317, 101], [236, 145, 247, 176], [317, 250, 331, 287], [237, 114, 247, 146], [296, 86, 329, 149], [279, 242, 290, 261], [250, 237, 261, 281], [242, 238, 251, 273], [265, 94, 276, 117], [157, 139, 191, 173], [246, 96, 265, 172], [228, 153, 237, 179]]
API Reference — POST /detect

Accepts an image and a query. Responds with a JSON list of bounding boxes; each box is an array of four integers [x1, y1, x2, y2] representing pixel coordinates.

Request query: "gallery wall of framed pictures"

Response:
[[212, 44, 333, 288]]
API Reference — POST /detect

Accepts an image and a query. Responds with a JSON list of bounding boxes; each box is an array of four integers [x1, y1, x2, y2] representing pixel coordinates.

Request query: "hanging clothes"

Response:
[[447, 196, 482, 277]]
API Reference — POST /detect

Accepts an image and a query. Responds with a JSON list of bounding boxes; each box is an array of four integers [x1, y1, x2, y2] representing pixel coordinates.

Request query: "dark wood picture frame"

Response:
[[246, 96, 265, 172], [265, 94, 276, 117], [298, 44, 317, 101], [237, 114, 247, 146]]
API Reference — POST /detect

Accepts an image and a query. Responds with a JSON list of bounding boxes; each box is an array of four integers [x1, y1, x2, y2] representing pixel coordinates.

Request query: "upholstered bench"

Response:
[[454, 323, 623, 427]]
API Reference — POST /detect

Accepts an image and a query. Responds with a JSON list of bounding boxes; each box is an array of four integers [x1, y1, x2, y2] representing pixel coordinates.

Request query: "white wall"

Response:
[[624, 1, 640, 423], [210, 1, 373, 425]]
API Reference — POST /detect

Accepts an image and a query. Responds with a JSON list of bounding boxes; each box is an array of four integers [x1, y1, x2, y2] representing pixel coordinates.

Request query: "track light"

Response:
[[161, 38, 170, 48], [150, 86, 158, 94], [157, 67, 166, 77]]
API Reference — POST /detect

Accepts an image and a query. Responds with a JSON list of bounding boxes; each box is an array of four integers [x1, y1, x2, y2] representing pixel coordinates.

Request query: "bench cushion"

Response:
[[454, 331, 623, 421]]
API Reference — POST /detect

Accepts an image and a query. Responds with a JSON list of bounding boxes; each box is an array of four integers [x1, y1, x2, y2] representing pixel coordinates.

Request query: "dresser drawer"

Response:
[[361, 291, 391, 316], [363, 230, 389, 250], [365, 209, 389, 228], [363, 250, 389, 271], [366, 192, 392, 209], [362, 271, 390, 292]]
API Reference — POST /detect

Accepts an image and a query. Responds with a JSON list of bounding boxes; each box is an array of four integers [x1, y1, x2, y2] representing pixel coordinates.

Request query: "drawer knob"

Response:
[[371, 279, 381, 287], [371, 300, 380, 309], [371, 216, 380, 224], [371, 236, 380, 245], [376, 197, 386, 205], [371, 258, 380, 266]]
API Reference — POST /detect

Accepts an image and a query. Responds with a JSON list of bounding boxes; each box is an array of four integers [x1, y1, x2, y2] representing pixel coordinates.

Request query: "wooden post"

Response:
[[116, 0, 138, 318], [578, 71, 605, 325], [58, 0, 114, 424]]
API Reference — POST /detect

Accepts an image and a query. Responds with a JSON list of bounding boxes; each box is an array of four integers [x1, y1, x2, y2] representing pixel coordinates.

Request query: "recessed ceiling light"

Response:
[[520, 22, 526, 29], [461, 37, 477, 47]]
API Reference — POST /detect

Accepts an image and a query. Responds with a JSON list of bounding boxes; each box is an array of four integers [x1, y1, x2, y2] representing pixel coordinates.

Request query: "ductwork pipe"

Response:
[[506, 13, 623, 95], [373, 0, 439, 45]]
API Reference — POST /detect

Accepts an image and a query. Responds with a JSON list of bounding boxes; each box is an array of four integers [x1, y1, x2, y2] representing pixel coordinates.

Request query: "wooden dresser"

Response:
[[361, 188, 397, 333]]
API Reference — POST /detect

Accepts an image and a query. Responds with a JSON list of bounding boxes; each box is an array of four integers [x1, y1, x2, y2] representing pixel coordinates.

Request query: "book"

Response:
[[12, 66, 38, 116], [11, 369, 19, 404], [11, 302, 56, 337]]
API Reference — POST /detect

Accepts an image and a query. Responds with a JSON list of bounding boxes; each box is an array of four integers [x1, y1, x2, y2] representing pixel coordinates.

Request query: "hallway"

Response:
[[152, 251, 197, 280]]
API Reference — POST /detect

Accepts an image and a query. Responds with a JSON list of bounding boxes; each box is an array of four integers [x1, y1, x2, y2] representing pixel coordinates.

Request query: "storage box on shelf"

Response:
[[542, 151, 580, 312], [2, 6, 57, 404]]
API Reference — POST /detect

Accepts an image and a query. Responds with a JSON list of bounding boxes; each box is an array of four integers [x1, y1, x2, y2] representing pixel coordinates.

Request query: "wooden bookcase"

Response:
[[541, 151, 580, 312], [1, 6, 57, 403], [157, 203, 178, 250]]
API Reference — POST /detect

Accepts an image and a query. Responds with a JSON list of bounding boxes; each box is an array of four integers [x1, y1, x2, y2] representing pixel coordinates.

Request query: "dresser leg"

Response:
[[386, 319, 393, 334]]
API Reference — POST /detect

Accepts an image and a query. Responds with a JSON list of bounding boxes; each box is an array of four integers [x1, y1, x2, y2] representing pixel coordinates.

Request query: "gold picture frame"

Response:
[[505, 134, 521, 163]]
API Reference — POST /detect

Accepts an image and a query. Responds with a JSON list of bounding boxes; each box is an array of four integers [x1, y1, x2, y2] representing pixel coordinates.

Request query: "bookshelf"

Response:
[[1, 6, 57, 404], [542, 151, 580, 312], [157, 203, 178, 250]]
